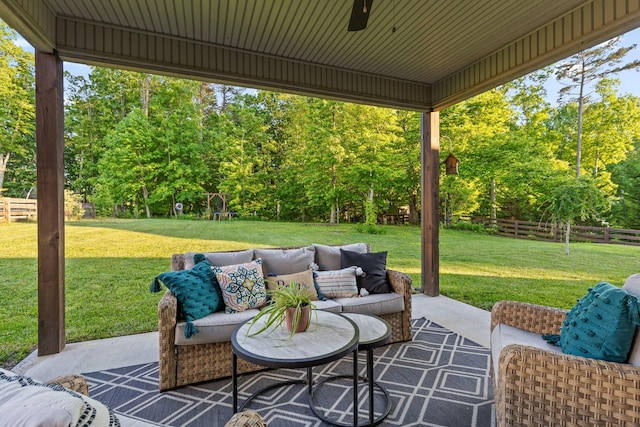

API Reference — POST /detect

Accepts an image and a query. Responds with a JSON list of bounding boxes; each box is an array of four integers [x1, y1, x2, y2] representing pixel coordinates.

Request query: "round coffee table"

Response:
[[310, 313, 392, 426], [231, 310, 360, 426]]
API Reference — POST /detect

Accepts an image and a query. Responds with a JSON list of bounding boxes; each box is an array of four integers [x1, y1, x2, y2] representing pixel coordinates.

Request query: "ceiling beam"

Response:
[[55, 18, 432, 111], [0, 0, 55, 51], [432, 0, 640, 110]]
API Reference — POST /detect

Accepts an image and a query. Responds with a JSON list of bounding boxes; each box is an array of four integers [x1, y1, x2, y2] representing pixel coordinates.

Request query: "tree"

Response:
[[555, 36, 640, 178], [609, 139, 640, 228], [580, 79, 640, 178], [540, 174, 610, 255], [97, 108, 159, 218], [395, 110, 421, 224], [0, 22, 35, 195]]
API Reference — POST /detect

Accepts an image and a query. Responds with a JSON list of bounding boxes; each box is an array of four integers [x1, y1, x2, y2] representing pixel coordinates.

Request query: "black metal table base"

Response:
[[309, 374, 391, 427], [233, 351, 359, 427]]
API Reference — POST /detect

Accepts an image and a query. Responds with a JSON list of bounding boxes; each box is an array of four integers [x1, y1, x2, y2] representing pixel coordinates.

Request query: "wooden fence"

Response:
[[0, 197, 37, 222], [487, 218, 640, 247]]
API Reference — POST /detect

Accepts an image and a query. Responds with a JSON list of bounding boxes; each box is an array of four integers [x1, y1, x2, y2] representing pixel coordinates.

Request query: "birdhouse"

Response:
[[445, 152, 459, 175]]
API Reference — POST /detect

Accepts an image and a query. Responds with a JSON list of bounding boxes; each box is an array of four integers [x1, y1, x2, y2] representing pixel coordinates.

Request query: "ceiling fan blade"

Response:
[[348, 0, 373, 31]]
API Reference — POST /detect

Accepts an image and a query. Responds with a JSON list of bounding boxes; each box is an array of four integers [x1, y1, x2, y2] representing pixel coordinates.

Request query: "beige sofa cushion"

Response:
[[313, 243, 368, 271], [184, 250, 254, 269], [336, 293, 404, 317], [175, 309, 259, 345], [490, 323, 561, 382], [254, 246, 316, 275], [312, 299, 343, 313]]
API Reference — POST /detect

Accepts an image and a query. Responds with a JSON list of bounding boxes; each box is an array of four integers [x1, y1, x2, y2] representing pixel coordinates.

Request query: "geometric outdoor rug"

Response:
[[83, 318, 495, 426]]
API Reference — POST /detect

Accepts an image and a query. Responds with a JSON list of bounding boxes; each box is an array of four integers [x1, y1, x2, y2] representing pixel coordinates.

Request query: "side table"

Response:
[[231, 310, 360, 426], [310, 313, 392, 426]]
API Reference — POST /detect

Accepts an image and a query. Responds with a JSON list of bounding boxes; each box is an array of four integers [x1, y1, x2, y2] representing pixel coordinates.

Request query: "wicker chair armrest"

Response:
[[387, 269, 413, 341], [491, 300, 567, 335], [496, 344, 640, 426], [158, 290, 179, 390], [159, 290, 178, 329], [47, 374, 89, 396], [171, 253, 185, 271], [387, 269, 413, 297]]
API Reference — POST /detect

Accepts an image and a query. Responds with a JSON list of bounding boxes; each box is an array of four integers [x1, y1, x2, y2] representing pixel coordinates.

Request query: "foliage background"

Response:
[[1, 21, 640, 228]]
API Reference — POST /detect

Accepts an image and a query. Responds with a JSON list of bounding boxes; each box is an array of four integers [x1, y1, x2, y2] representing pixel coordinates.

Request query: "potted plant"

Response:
[[246, 281, 317, 340]]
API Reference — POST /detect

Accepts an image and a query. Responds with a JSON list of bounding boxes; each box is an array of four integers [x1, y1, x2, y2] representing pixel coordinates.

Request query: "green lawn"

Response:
[[1, 219, 638, 369]]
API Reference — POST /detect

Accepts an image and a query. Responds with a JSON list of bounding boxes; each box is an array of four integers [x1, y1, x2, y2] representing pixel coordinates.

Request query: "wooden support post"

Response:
[[421, 112, 440, 296], [35, 50, 65, 355]]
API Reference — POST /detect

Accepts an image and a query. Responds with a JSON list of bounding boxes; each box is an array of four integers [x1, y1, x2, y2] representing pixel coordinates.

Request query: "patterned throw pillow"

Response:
[[150, 259, 223, 338], [213, 259, 268, 313], [266, 269, 318, 300], [313, 266, 360, 298], [557, 282, 640, 362]]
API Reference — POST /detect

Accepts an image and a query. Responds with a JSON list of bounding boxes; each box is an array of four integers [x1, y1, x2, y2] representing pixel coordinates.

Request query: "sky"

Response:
[[14, 26, 640, 107]]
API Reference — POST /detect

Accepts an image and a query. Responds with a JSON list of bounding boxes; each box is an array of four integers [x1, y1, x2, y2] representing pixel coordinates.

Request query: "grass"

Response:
[[1, 218, 638, 369]]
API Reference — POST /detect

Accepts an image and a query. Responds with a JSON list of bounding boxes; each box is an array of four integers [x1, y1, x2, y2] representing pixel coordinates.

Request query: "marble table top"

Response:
[[340, 312, 391, 350], [232, 310, 359, 368]]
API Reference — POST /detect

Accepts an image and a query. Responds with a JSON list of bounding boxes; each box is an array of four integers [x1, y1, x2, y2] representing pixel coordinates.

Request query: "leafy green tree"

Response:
[[539, 174, 610, 254], [96, 108, 159, 218], [65, 68, 146, 201], [341, 103, 403, 223], [216, 94, 272, 216], [555, 36, 640, 177], [609, 140, 640, 228], [0, 22, 35, 196], [580, 79, 640, 178], [148, 77, 209, 216]]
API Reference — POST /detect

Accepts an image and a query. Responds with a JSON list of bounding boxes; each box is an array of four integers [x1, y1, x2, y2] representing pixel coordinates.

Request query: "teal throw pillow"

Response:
[[150, 257, 224, 338], [557, 282, 640, 362]]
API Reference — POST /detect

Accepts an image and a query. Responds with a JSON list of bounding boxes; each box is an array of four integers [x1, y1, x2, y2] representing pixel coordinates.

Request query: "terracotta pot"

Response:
[[284, 305, 310, 333]]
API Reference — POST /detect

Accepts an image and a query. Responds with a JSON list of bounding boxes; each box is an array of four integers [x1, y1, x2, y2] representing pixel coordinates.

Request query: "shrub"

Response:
[[64, 190, 85, 220]]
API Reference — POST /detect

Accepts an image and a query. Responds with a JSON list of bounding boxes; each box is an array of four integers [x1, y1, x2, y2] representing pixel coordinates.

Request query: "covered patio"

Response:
[[1, 0, 640, 425], [0, 0, 638, 356]]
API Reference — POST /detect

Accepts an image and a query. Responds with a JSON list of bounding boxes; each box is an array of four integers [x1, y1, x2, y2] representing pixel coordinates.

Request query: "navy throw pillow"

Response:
[[150, 257, 224, 338], [340, 249, 392, 294]]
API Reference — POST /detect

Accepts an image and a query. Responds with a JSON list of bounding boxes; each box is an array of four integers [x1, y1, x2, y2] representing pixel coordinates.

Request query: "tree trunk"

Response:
[[408, 193, 419, 225], [565, 220, 571, 255], [142, 186, 151, 219], [0, 152, 10, 193], [490, 178, 497, 226], [575, 56, 586, 178]]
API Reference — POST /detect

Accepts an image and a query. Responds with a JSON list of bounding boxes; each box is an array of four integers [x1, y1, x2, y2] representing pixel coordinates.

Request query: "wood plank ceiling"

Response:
[[1, 1, 639, 110], [1, 1, 640, 110]]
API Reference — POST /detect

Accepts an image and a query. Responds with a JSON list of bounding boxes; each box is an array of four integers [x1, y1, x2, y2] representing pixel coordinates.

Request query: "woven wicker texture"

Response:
[[492, 300, 640, 426], [47, 374, 90, 396], [158, 247, 413, 390], [224, 410, 267, 427]]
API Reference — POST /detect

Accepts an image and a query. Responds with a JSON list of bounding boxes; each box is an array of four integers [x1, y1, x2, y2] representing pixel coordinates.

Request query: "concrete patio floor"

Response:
[[13, 294, 491, 382]]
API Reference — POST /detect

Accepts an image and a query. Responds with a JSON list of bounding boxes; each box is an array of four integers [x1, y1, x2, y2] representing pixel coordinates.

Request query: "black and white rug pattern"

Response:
[[83, 318, 494, 426]]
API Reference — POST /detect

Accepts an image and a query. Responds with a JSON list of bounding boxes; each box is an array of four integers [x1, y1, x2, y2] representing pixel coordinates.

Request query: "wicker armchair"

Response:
[[158, 249, 413, 390], [47, 374, 90, 395], [491, 274, 640, 426]]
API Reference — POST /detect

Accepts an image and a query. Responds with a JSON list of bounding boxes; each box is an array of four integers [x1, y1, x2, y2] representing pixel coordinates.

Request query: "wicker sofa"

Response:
[[490, 273, 640, 426], [158, 243, 413, 390]]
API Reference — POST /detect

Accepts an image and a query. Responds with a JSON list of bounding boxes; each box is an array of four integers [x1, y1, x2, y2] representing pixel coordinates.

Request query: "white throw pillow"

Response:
[[0, 370, 119, 427]]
